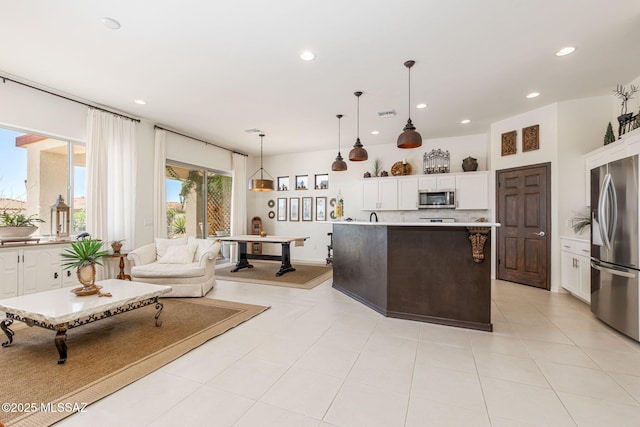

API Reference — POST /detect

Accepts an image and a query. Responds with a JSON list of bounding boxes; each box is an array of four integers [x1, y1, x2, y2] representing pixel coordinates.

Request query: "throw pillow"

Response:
[[157, 243, 197, 264], [188, 236, 215, 261], [155, 237, 187, 258]]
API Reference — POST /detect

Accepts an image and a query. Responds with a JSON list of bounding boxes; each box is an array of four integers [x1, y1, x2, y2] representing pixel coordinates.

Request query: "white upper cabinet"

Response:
[[362, 178, 398, 211], [456, 171, 489, 210], [418, 175, 456, 191], [397, 177, 419, 210]]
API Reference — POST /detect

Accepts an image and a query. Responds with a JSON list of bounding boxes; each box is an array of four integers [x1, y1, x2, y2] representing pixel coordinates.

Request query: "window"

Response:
[[0, 126, 86, 236], [165, 161, 232, 239]]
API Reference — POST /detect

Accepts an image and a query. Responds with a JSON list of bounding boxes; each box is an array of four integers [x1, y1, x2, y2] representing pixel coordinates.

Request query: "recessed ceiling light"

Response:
[[460, 119, 471, 124], [134, 99, 146, 105], [300, 50, 315, 61], [526, 92, 540, 99], [371, 131, 380, 135], [416, 103, 427, 109], [101, 17, 121, 30], [555, 46, 576, 56]]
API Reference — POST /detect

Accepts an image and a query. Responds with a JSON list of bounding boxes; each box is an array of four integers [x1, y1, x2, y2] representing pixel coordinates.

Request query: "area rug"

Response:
[[0, 298, 268, 427], [216, 261, 332, 289]]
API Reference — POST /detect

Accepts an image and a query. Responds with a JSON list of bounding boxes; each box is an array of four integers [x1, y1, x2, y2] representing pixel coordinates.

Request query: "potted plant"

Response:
[[61, 239, 109, 296], [110, 239, 125, 253], [0, 210, 45, 238]]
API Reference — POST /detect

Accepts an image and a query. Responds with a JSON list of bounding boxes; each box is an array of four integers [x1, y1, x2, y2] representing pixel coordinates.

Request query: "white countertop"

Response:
[[332, 221, 500, 227]]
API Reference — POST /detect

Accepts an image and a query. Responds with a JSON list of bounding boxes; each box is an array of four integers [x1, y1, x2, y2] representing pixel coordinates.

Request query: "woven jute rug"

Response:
[[0, 298, 268, 427], [216, 261, 333, 289]]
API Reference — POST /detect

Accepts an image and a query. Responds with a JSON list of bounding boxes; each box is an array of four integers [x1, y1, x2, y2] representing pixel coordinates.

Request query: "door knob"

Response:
[[533, 231, 545, 236]]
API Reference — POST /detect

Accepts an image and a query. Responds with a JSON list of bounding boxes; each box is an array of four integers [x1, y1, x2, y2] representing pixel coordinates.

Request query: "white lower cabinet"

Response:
[[0, 244, 79, 297], [560, 237, 591, 303]]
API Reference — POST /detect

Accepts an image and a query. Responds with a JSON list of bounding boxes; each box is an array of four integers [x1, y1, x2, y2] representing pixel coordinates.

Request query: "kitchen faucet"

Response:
[[369, 212, 378, 222]]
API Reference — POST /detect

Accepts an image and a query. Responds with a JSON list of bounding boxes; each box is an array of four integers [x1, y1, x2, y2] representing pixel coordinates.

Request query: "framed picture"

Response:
[[295, 175, 308, 190], [302, 197, 313, 221], [277, 198, 287, 221], [289, 197, 300, 221], [277, 176, 289, 191], [314, 174, 329, 190], [501, 130, 517, 156], [315, 197, 327, 221]]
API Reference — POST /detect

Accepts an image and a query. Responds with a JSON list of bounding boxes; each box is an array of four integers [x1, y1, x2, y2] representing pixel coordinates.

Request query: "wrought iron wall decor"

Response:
[[522, 124, 539, 152], [423, 149, 450, 174]]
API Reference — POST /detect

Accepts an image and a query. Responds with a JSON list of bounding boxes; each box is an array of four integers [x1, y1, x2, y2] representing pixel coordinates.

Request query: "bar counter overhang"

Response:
[[331, 221, 501, 332]]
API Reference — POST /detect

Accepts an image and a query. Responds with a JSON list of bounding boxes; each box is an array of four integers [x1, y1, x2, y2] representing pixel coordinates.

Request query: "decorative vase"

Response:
[[111, 242, 122, 253], [74, 263, 100, 296], [462, 157, 478, 172], [0, 226, 38, 238]]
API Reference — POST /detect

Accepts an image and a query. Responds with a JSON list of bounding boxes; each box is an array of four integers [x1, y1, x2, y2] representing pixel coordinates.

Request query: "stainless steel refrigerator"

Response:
[[591, 154, 640, 341]]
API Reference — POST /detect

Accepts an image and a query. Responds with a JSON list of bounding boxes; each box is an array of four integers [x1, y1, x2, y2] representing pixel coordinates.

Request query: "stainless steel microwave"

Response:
[[418, 190, 456, 209]]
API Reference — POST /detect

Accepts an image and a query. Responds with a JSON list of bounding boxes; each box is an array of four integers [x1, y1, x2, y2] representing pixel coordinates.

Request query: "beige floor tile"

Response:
[[363, 331, 419, 364], [481, 376, 575, 426], [475, 351, 550, 388], [558, 391, 640, 427], [580, 346, 640, 376], [373, 316, 421, 341], [405, 397, 490, 427], [410, 364, 486, 412], [609, 372, 640, 403], [147, 386, 254, 427], [522, 339, 599, 369], [206, 355, 288, 400], [314, 324, 371, 353], [563, 329, 639, 353], [537, 361, 638, 405], [260, 367, 342, 419], [294, 342, 360, 379], [233, 402, 321, 427], [489, 416, 541, 427], [160, 344, 245, 383], [247, 336, 312, 365], [324, 380, 409, 427], [347, 351, 414, 395], [469, 332, 529, 357], [415, 340, 477, 373], [419, 323, 471, 348], [510, 323, 573, 345]]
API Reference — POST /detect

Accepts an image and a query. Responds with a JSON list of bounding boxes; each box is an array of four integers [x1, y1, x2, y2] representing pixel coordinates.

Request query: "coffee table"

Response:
[[0, 279, 171, 364]]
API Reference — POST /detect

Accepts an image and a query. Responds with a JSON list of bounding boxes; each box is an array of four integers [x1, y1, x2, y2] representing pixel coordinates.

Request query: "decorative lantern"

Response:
[[51, 195, 70, 239]]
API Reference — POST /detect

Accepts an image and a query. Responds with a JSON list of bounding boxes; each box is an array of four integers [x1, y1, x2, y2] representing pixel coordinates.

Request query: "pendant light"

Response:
[[331, 114, 347, 171], [348, 91, 368, 161], [397, 60, 422, 149], [249, 133, 274, 192]]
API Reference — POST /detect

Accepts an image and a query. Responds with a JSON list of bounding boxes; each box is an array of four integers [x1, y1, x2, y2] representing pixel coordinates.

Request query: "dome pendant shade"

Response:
[[249, 133, 274, 192], [348, 138, 368, 161], [397, 118, 423, 149], [331, 114, 348, 171], [331, 152, 347, 171], [349, 91, 368, 161], [397, 60, 422, 149]]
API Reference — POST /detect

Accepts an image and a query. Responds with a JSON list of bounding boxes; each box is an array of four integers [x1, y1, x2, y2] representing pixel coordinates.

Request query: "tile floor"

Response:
[[58, 278, 640, 427]]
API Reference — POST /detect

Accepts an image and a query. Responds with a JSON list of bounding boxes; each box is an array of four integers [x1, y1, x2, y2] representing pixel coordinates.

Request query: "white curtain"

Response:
[[86, 108, 137, 250], [231, 152, 247, 236], [153, 129, 167, 238]]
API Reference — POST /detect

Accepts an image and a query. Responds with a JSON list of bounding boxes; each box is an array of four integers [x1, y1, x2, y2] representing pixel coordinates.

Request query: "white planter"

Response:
[[0, 226, 38, 238]]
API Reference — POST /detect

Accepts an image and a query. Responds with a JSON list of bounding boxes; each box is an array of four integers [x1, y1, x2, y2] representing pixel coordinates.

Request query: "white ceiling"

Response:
[[1, 0, 640, 156]]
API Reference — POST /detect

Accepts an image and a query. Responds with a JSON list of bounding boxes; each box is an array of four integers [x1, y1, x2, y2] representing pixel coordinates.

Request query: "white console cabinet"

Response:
[[560, 237, 591, 303], [0, 243, 79, 298]]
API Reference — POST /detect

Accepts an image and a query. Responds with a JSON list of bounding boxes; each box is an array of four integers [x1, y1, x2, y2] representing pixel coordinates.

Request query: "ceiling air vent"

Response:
[[377, 110, 396, 118]]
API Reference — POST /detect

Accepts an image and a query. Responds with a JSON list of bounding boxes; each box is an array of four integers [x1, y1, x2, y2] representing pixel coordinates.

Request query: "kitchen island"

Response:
[[332, 221, 500, 331]]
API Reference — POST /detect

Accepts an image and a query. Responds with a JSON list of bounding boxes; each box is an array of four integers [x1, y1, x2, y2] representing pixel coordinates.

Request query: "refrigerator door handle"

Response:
[[591, 261, 637, 279], [598, 173, 612, 250], [607, 172, 618, 246]]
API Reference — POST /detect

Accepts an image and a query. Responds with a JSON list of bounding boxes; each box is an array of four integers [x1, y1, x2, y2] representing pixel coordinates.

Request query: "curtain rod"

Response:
[[154, 125, 248, 157], [0, 75, 141, 123]]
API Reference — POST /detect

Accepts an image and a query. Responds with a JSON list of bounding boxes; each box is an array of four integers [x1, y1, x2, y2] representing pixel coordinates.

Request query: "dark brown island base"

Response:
[[332, 222, 500, 332]]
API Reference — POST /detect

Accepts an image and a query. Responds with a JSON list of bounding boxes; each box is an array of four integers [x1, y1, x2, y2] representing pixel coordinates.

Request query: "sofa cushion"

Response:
[[157, 243, 197, 264], [155, 237, 187, 258], [188, 237, 217, 261], [131, 262, 206, 278]]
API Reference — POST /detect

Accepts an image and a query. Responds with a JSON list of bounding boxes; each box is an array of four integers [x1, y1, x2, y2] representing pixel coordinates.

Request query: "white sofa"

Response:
[[127, 236, 221, 297]]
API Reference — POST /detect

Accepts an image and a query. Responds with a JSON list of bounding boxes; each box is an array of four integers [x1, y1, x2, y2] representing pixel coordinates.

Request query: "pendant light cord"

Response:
[[408, 65, 411, 121], [259, 133, 265, 180], [338, 116, 341, 152], [357, 95, 360, 139]]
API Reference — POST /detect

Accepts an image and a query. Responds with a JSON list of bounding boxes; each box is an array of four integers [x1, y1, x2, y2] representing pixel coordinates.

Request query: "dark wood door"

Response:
[[496, 163, 550, 290]]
